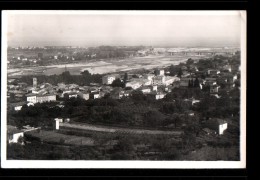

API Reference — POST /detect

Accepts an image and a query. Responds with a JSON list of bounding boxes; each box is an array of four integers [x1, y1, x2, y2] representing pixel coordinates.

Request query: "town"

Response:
[[7, 47, 241, 161]]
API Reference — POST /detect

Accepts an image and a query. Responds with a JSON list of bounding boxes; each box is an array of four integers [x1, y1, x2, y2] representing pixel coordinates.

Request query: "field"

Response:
[[60, 122, 183, 136], [7, 54, 209, 77], [25, 130, 94, 146]]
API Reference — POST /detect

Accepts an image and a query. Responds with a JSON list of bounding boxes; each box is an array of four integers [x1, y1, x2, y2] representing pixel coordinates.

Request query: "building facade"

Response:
[[102, 75, 116, 85]]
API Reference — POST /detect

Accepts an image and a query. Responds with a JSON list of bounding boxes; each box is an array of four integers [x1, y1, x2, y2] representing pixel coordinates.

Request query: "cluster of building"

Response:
[[102, 69, 180, 100], [178, 63, 239, 98], [7, 56, 240, 113]]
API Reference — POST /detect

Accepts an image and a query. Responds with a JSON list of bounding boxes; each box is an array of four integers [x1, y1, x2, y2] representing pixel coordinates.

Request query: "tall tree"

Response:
[[111, 78, 125, 88], [123, 73, 128, 83], [177, 68, 183, 78], [194, 77, 200, 88]]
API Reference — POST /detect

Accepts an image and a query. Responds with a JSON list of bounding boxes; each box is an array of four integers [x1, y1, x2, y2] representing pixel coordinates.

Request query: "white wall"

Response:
[[9, 132, 24, 143], [219, 123, 228, 135]]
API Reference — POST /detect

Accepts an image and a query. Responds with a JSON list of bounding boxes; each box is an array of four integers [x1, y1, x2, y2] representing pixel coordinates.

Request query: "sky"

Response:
[[5, 11, 242, 47]]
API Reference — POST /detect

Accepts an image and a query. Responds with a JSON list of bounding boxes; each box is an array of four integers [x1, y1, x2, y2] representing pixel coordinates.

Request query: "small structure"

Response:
[[208, 70, 220, 75], [125, 81, 142, 90], [102, 75, 116, 85], [152, 75, 165, 85], [140, 86, 151, 94], [143, 74, 155, 81], [7, 125, 24, 144], [155, 92, 166, 100], [26, 93, 56, 103], [78, 91, 90, 100], [179, 78, 191, 87], [204, 118, 228, 135], [164, 76, 180, 86], [90, 92, 100, 99], [154, 69, 165, 76], [210, 85, 220, 94], [33, 77, 37, 88], [54, 118, 63, 130]]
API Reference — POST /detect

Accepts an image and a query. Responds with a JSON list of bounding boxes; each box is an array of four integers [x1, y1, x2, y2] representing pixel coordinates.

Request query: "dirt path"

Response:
[[60, 122, 183, 136]]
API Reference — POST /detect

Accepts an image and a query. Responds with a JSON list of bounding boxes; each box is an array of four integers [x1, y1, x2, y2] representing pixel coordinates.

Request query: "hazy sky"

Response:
[[6, 11, 242, 47]]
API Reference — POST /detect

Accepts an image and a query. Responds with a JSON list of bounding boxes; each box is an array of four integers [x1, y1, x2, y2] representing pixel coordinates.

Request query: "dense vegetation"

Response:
[[7, 130, 239, 160]]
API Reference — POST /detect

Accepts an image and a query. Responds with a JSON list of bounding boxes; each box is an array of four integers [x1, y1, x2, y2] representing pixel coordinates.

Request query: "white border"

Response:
[[1, 10, 246, 169], [5, 10, 241, 15]]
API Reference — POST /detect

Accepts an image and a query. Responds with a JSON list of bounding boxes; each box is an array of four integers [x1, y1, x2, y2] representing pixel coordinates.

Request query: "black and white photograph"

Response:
[[1, 10, 246, 168]]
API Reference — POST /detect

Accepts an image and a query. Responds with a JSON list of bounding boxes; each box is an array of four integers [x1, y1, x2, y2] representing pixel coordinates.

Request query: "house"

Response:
[[210, 85, 220, 94], [155, 92, 166, 100], [10, 102, 26, 111], [164, 76, 180, 86], [143, 74, 155, 81], [222, 64, 232, 72], [36, 94, 57, 103], [208, 69, 220, 75], [154, 69, 165, 76], [140, 86, 151, 94], [26, 93, 37, 103], [54, 118, 63, 130], [205, 78, 217, 86], [122, 90, 132, 97], [65, 92, 78, 99], [152, 85, 158, 92], [137, 50, 147, 56], [179, 78, 191, 87], [78, 91, 89, 100], [26, 93, 56, 103], [102, 75, 117, 85], [204, 118, 228, 135], [90, 92, 100, 99], [125, 81, 142, 90], [219, 120, 228, 135], [7, 125, 24, 144], [152, 75, 165, 85], [57, 83, 66, 89], [225, 74, 238, 83]]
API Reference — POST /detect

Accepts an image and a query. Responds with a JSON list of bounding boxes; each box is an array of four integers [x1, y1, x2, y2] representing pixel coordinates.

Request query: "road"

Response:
[[60, 122, 183, 136]]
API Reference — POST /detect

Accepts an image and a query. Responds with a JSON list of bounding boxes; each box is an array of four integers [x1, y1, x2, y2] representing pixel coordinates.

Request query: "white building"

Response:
[[54, 118, 63, 130], [102, 75, 116, 85], [179, 78, 190, 87], [7, 125, 24, 144], [78, 92, 89, 100], [155, 69, 165, 76], [140, 87, 151, 94], [26, 94, 37, 103], [152, 75, 165, 85], [152, 85, 157, 92], [208, 70, 220, 75], [164, 76, 180, 86], [125, 81, 142, 90], [156, 92, 166, 100], [210, 85, 220, 94], [144, 74, 155, 81], [219, 122, 228, 135], [27, 93, 56, 103]]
